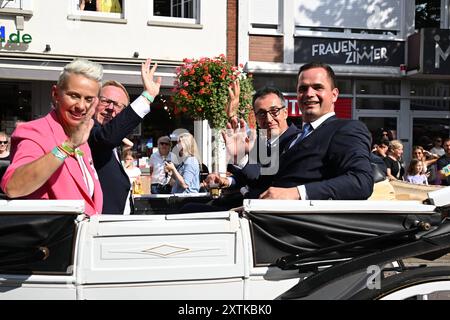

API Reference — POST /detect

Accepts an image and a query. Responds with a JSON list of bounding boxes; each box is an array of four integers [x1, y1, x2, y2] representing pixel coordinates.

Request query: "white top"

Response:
[[430, 147, 445, 157], [125, 166, 141, 184], [149, 151, 178, 184]]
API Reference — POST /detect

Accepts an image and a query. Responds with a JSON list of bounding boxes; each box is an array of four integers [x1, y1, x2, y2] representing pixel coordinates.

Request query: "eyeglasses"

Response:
[[255, 106, 285, 119], [0, 141, 8, 145], [99, 96, 127, 111], [159, 142, 170, 146]]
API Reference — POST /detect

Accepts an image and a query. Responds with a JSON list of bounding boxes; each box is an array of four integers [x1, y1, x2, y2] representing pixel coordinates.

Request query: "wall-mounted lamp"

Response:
[[133, 51, 139, 58], [44, 44, 51, 52]]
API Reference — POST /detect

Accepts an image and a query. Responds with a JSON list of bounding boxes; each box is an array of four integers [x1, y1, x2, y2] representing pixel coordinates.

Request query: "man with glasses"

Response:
[[204, 86, 300, 202], [149, 135, 177, 194], [259, 62, 373, 200], [89, 59, 161, 214], [212, 62, 373, 201]]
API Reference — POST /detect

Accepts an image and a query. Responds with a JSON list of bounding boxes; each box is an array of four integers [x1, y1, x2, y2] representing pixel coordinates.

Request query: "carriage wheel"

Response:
[[350, 266, 450, 300]]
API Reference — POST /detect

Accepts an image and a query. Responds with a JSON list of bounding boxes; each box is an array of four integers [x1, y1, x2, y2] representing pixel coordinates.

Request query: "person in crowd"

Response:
[[164, 132, 201, 194], [96, 0, 121, 13], [411, 145, 439, 184], [79, 0, 97, 11], [436, 137, 450, 186], [0, 131, 11, 186], [430, 137, 445, 157], [88, 59, 161, 214], [1, 59, 103, 215], [372, 138, 389, 159], [209, 62, 373, 201], [374, 128, 393, 143], [149, 135, 177, 194], [384, 140, 405, 181], [405, 159, 428, 185], [123, 149, 141, 185], [0, 131, 10, 160]]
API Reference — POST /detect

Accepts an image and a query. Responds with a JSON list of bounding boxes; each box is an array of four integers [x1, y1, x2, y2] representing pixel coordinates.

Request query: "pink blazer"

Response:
[[1, 110, 103, 216]]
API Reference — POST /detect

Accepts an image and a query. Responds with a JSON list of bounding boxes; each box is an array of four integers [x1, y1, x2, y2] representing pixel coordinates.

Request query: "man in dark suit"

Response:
[[259, 62, 373, 200], [190, 86, 299, 211], [89, 59, 161, 214], [222, 87, 300, 199]]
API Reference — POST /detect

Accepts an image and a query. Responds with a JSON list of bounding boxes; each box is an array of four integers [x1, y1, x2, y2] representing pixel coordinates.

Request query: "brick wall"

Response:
[[249, 35, 284, 62], [227, 0, 238, 64]]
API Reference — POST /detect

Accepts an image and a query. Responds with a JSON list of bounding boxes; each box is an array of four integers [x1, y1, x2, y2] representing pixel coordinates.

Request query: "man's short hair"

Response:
[[102, 80, 130, 105], [157, 136, 171, 145], [58, 59, 103, 90], [252, 86, 285, 109], [297, 62, 337, 89]]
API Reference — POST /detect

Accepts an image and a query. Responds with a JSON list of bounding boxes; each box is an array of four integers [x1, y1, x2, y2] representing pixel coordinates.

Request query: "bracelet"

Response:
[[141, 91, 155, 103], [60, 142, 84, 157], [51, 146, 68, 161]]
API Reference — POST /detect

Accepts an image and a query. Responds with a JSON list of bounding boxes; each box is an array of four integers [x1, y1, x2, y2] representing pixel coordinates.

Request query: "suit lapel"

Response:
[[281, 116, 337, 157]]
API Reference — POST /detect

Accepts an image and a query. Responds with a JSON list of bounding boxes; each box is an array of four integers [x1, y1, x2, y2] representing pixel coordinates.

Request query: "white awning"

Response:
[[0, 54, 177, 86]]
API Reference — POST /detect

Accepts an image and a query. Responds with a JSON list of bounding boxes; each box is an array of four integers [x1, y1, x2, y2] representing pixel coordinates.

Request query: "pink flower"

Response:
[[183, 81, 189, 87]]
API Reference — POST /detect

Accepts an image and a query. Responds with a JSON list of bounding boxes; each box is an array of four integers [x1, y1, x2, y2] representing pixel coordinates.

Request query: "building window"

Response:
[[294, 0, 401, 39], [153, 0, 197, 20], [0, 0, 31, 10], [72, 0, 124, 19], [415, 0, 442, 28], [249, 0, 280, 35]]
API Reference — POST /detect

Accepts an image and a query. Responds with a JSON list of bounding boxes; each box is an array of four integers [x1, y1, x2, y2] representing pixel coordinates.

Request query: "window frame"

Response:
[[149, 0, 200, 25], [0, 0, 32, 10], [70, 0, 124, 20]]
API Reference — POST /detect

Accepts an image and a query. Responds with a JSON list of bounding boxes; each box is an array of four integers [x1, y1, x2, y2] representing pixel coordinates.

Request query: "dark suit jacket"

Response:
[[229, 124, 301, 198], [88, 106, 142, 214], [268, 116, 374, 200]]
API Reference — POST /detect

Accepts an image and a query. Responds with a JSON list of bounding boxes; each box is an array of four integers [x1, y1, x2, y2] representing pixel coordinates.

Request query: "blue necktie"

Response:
[[299, 123, 312, 142], [288, 123, 312, 150]]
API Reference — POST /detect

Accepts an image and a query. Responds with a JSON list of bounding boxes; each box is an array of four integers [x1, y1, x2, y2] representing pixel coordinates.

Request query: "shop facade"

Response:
[[0, 0, 227, 167], [238, 0, 450, 165]]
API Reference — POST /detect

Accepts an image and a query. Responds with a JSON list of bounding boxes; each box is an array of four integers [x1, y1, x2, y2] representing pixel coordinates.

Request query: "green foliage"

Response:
[[171, 55, 254, 128]]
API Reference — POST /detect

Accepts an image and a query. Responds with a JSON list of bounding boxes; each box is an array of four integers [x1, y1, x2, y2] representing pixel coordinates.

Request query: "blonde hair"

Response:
[[58, 59, 103, 90], [388, 140, 403, 153], [177, 132, 201, 164], [102, 80, 130, 105]]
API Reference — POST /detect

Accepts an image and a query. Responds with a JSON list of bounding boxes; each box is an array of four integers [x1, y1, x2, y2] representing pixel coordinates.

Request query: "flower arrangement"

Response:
[[171, 54, 254, 128]]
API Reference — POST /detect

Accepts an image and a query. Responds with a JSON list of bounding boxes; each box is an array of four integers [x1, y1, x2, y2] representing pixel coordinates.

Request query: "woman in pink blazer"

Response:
[[1, 59, 104, 216]]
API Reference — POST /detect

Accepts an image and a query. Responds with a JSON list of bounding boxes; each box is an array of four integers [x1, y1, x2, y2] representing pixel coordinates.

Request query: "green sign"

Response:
[[0, 26, 32, 43]]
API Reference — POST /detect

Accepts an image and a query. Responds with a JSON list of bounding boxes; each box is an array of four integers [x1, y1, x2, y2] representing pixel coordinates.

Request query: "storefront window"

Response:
[[415, 0, 441, 29], [0, 82, 31, 134], [355, 98, 400, 110], [253, 74, 297, 93], [411, 99, 450, 112], [410, 80, 450, 97], [410, 80, 450, 111], [335, 79, 352, 95], [412, 118, 450, 149], [356, 79, 400, 95]]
